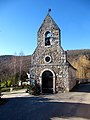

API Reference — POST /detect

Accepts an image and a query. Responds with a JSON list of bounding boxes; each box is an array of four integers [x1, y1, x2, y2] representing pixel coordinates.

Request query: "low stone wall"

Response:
[[77, 78, 90, 84]]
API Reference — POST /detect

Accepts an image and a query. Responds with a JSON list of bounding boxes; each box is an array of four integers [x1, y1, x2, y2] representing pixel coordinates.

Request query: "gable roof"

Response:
[[38, 13, 60, 32]]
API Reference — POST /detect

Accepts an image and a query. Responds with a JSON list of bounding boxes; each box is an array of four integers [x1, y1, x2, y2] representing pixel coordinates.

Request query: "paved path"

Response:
[[1, 89, 29, 98], [0, 84, 90, 120]]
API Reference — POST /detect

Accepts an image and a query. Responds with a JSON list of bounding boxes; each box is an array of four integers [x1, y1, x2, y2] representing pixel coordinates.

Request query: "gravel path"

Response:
[[0, 84, 90, 120]]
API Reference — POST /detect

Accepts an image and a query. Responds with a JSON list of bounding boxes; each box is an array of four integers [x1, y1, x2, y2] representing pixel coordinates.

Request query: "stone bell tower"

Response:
[[30, 12, 76, 94], [37, 13, 61, 47]]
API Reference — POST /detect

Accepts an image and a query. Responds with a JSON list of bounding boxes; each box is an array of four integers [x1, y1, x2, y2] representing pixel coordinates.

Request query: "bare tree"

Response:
[[13, 52, 17, 76], [19, 51, 24, 85], [9, 52, 17, 85]]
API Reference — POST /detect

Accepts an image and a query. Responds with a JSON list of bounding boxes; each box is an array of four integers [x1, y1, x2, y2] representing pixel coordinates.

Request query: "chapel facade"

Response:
[[30, 13, 76, 93]]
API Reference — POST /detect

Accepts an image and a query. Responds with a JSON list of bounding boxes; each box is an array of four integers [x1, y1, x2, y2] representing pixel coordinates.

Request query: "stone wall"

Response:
[[68, 65, 76, 90], [30, 14, 76, 93]]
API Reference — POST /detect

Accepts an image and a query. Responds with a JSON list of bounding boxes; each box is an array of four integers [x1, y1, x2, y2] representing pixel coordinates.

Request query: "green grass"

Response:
[[1, 86, 27, 92], [1, 87, 10, 92]]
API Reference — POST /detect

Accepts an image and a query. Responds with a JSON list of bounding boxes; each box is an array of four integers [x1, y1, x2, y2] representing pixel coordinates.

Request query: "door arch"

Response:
[[40, 69, 55, 94]]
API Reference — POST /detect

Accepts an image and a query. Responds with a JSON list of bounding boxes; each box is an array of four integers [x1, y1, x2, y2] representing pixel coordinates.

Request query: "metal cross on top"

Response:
[[48, 9, 51, 14]]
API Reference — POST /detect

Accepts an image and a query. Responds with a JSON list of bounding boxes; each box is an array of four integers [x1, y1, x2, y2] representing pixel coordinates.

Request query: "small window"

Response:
[[45, 31, 51, 46], [45, 56, 50, 62], [44, 55, 51, 63]]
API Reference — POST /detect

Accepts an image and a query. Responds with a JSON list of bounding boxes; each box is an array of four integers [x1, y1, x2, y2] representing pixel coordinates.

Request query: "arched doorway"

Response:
[[42, 70, 53, 93]]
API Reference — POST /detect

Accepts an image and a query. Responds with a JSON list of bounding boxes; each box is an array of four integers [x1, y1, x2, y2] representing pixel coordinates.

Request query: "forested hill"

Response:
[[0, 49, 90, 80], [67, 49, 90, 79], [0, 55, 31, 78], [67, 49, 90, 62]]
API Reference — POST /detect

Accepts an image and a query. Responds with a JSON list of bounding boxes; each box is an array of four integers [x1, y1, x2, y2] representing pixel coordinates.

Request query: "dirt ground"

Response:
[[0, 83, 90, 120]]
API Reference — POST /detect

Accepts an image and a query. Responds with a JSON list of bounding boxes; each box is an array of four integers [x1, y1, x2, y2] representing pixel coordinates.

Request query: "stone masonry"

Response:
[[30, 13, 76, 93]]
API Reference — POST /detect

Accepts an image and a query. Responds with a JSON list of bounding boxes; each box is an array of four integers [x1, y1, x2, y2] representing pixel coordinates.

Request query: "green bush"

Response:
[[1, 82, 6, 88], [7, 80, 12, 87], [27, 84, 40, 95]]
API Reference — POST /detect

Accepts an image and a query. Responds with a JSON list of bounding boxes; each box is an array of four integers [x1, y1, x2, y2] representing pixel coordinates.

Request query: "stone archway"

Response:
[[40, 69, 55, 94]]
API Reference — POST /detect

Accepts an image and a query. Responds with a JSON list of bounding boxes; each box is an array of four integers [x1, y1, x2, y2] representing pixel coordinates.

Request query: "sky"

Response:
[[0, 0, 90, 56]]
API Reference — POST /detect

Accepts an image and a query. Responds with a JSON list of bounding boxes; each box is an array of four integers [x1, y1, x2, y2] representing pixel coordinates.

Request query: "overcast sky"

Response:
[[0, 0, 90, 55]]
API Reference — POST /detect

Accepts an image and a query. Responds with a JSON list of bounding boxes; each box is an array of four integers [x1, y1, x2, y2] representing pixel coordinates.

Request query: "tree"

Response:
[[19, 51, 24, 85], [10, 52, 17, 85], [15, 71, 28, 86]]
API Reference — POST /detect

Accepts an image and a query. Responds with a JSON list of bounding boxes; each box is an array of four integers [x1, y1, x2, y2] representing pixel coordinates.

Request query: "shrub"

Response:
[[27, 84, 40, 95], [1, 82, 6, 88], [7, 80, 12, 87]]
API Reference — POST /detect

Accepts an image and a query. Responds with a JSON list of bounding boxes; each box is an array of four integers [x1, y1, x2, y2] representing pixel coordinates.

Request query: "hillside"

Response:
[[67, 49, 90, 79], [0, 49, 90, 83], [0, 55, 31, 84]]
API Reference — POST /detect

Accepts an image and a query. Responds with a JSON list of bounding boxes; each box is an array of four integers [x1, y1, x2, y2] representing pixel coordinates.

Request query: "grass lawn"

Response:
[[1, 86, 27, 92]]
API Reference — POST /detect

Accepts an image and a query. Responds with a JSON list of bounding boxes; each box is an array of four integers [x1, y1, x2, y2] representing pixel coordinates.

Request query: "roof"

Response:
[[66, 61, 77, 71], [38, 13, 60, 32]]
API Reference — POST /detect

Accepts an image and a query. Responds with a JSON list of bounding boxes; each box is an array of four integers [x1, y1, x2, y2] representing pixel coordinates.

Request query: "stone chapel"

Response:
[[30, 13, 76, 94]]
